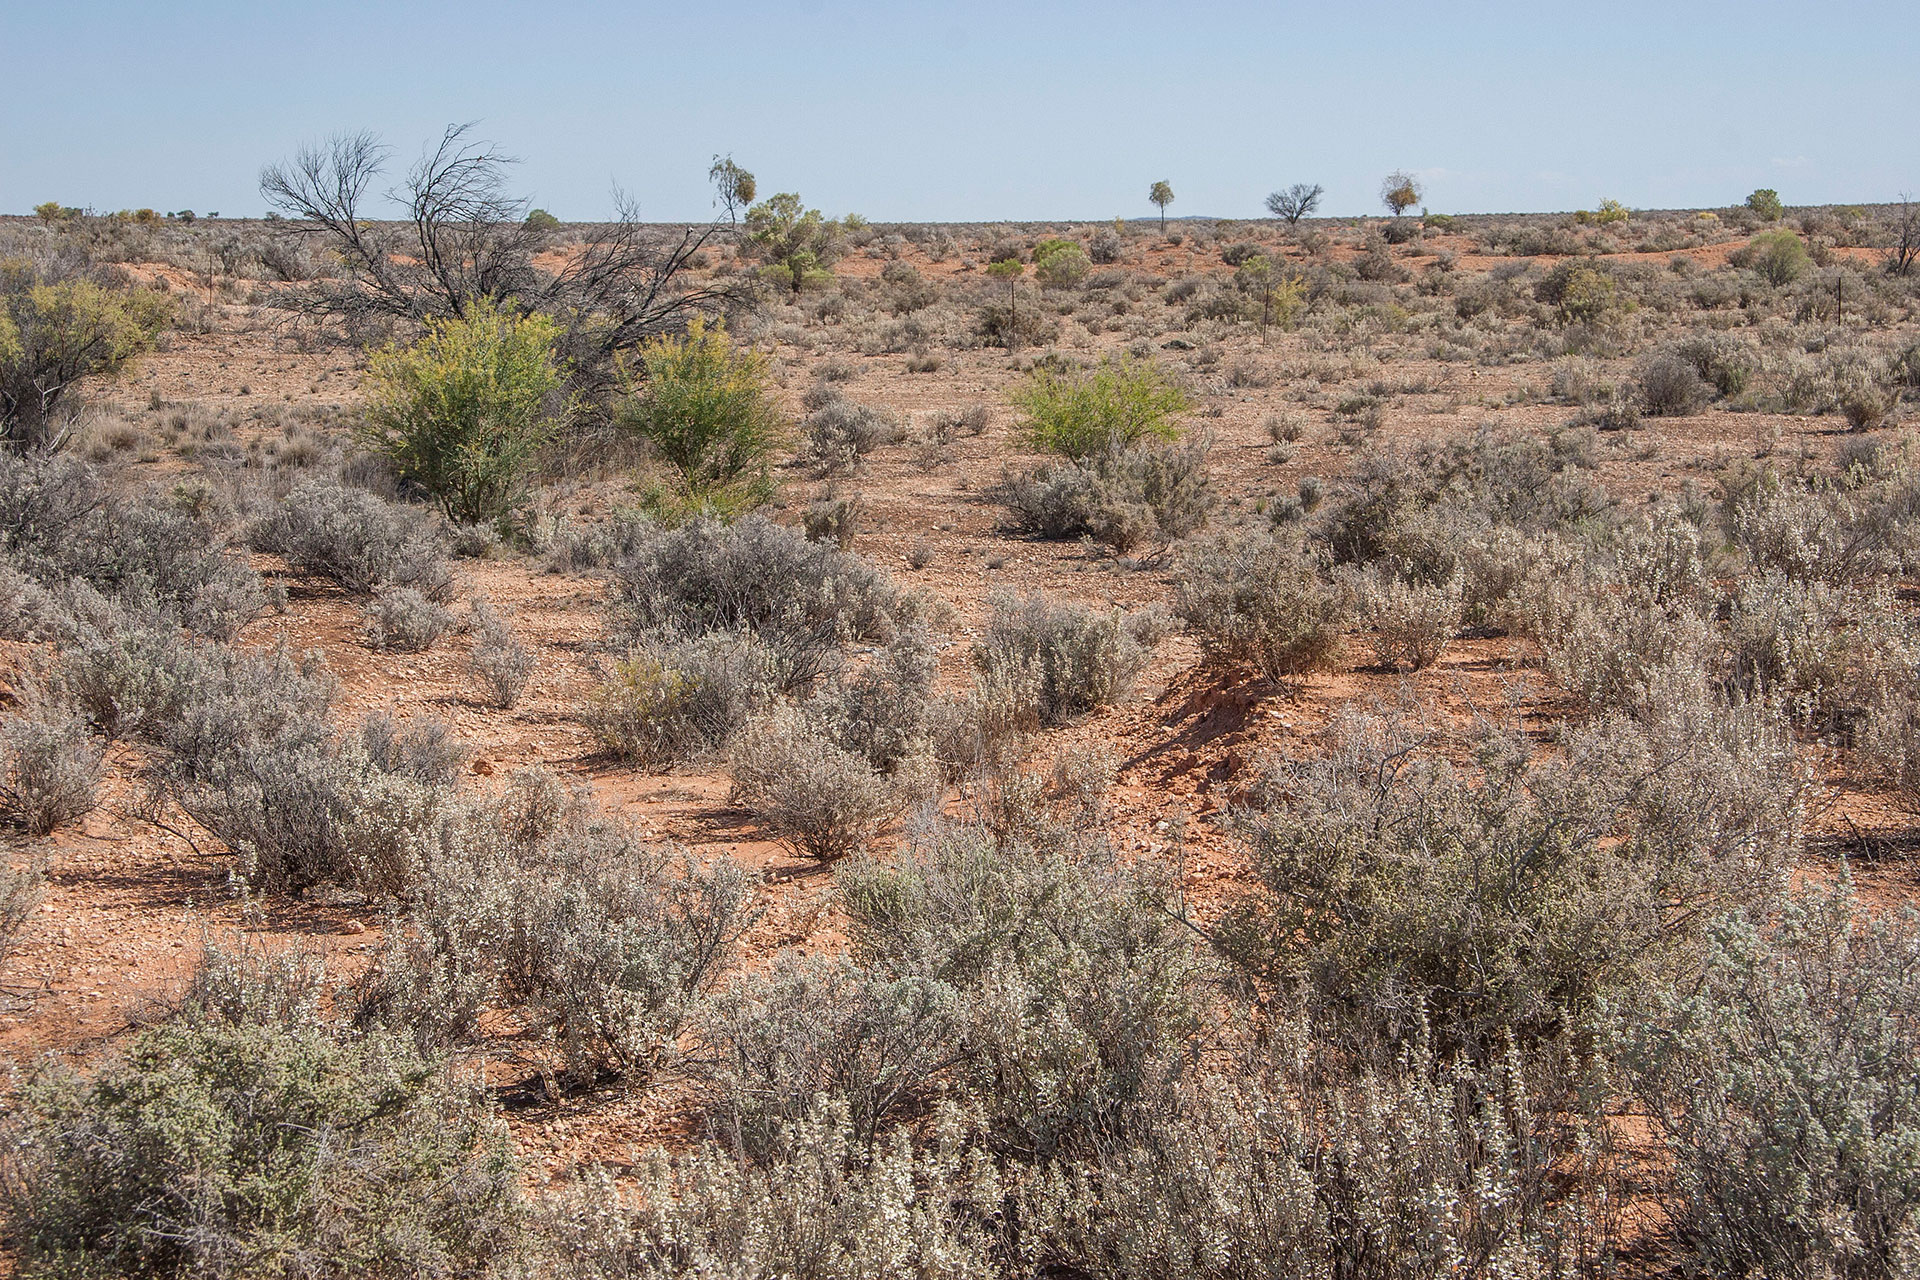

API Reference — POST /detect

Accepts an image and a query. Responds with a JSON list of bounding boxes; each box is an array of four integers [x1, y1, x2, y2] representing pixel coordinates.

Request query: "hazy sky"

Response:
[[6, 0, 1916, 222]]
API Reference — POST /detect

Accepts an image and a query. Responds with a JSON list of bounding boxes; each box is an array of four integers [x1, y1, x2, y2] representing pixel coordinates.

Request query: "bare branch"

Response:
[[258, 126, 751, 410]]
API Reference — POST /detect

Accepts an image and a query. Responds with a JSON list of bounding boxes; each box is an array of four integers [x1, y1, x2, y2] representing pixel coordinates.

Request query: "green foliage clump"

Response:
[[361, 299, 567, 526], [616, 318, 784, 513], [1737, 228, 1809, 285], [1032, 238, 1090, 287], [1548, 265, 1618, 326], [745, 193, 842, 294], [1011, 356, 1190, 460], [0, 260, 174, 448], [1380, 170, 1423, 217], [1745, 188, 1785, 221], [524, 207, 560, 231]]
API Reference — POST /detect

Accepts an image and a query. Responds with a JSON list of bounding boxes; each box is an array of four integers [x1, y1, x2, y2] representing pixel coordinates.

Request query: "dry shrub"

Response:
[[468, 602, 534, 708], [361, 586, 454, 651], [1353, 569, 1461, 672], [1015, 1042, 1599, 1280], [1, 947, 519, 1279], [607, 514, 905, 692], [367, 772, 752, 1084], [252, 477, 454, 600], [1636, 350, 1709, 417], [0, 693, 104, 836], [996, 438, 1214, 553], [801, 394, 898, 476], [1721, 573, 1901, 729], [586, 632, 780, 769], [1176, 530, 1346, 681], [728, 709, 904, 862], [1229, 700, 1799, 1052], [1720, 462, 1920, 583], [75, 625, 462, 897], [702, 955, 964, 1157], [810, 628, 939, 774], [0, 450, 263, 639], [1613, 882, 1920, 1280], [838, 821, 1203, 1158], [971, 592, 1154, 728], [801, 490, 863, 548]]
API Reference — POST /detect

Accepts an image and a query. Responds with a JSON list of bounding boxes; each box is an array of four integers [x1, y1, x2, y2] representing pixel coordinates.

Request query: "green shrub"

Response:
[[2, 1013, 519, 1278], [1745, 188, 1785, 221], [616, 318, 784, 507], [1736, 228, 1809, 285], [361, 299, 567, 526], [1033, 239, 1091, 287], [1613, 881, 1920, 1280], [1010, 356, 1190, 460], [1535, 263, 1617, 326], [745, 193, 842, 294], [0, 260, 174, 449]]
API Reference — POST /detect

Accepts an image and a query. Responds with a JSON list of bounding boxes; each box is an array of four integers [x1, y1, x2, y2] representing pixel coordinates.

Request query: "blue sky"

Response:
[[5, 0, 1915, 222]]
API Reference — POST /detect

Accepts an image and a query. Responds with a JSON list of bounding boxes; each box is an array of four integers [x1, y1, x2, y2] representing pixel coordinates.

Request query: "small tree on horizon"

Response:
[[1265, 183, 1324, 226], [1149, 180, 1175, 231], [745, 193, 841, 295], [1745, 189, 1785, 222], [709, 155, 756, 225], [1381, 171, 1423, 218]]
